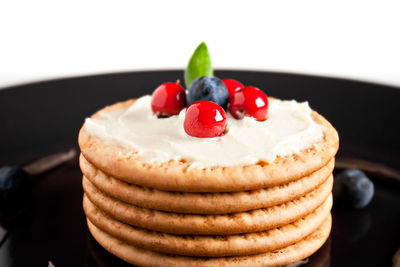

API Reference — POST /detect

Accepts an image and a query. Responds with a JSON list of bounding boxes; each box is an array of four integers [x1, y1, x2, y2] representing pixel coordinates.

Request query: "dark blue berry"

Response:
[[333, 169, 374, 209], [187, 76, 229, 109], [0, 166, 32, 218], [0, 166, 28, 191]]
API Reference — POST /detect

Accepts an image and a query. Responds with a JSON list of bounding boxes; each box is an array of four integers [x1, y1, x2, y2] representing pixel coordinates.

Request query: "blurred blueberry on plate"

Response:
[[0, 166, 32, 218], [187, 76, 229, 109], [333, 169, 374, 209]]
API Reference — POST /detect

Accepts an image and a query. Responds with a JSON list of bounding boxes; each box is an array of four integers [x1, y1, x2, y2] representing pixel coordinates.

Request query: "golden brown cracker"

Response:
[[84, 194, 331, 257], [87, 215, 332, 267], [81, 154, 333, 214], [79, 99, 339, 192], [82, 175, 333, 235]]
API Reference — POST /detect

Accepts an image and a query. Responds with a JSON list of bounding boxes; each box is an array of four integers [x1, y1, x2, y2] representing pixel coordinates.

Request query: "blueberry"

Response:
[[0, 166, 32, 218], [0, 166, 28, 191], [333, 169, 374, 209], [187, 76, 229, 109]]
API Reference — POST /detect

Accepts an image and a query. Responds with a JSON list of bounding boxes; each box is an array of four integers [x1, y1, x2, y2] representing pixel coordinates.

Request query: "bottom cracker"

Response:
[[87, 215, 332, 267]]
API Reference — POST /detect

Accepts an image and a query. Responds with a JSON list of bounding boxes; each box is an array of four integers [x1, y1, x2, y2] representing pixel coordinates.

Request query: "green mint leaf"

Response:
[[184, 42, 213, 88]]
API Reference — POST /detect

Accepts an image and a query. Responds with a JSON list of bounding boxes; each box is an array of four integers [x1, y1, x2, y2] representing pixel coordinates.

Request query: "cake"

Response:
[[78, 43, 339, 266]]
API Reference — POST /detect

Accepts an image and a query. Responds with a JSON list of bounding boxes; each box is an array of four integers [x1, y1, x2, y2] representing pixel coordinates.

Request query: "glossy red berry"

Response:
[[184, 101, 227, 138], [223, 79, 244, 97], [151, 82, 187, 117], [229, 86, 268, 121]]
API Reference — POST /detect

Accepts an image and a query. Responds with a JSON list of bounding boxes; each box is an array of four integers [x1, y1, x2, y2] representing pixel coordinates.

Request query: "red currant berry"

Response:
[[222, 79, 244, 97], [184, 101, 227, 138], [151, 82, 187, 117], [229, 86, 268, 121]]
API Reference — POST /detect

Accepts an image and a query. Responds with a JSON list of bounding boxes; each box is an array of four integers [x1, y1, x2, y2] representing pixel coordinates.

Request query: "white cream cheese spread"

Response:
[[84, 95, 324, 167]]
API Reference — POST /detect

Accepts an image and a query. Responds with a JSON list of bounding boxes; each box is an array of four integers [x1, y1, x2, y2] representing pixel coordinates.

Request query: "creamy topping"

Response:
[[84, 95, 324, 167]]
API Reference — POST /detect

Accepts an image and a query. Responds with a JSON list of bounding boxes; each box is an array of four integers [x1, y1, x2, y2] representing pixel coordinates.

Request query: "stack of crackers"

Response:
[[79, 100, 339, 267]]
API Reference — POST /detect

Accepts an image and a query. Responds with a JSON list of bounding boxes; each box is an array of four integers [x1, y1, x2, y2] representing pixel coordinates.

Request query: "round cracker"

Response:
[[82, 175, 333, 235], [87, 215, 332, 267], [84, 194, 332, 257], [81, 154, 333, 214], [78, 99, 338, 192]]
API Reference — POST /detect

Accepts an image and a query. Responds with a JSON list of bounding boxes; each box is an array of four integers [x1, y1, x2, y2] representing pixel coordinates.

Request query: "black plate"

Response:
[[0, 70, 399, 267]]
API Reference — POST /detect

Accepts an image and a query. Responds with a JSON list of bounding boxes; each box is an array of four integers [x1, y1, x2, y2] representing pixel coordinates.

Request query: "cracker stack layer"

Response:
[[79, 99, 339, 267]]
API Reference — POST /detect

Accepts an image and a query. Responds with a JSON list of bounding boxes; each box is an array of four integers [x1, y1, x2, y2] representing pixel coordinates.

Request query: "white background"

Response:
[[1, 0, 399, 89]]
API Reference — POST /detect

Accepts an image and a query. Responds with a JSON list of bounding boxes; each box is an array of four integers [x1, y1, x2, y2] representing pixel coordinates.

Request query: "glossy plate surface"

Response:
[[0, 70, 399, 266]]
